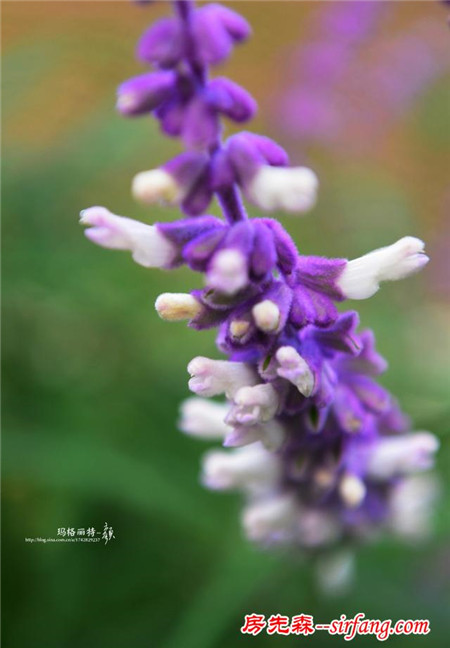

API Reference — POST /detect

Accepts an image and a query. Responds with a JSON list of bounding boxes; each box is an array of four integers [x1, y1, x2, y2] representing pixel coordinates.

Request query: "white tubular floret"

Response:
[[227, 383, 280, 426], [389, 475, 439, 541], [80, 206, 175, 268], [179, 398, 231, 440], [275, 346, 315, 397], [132, 169, 181, 205], [245, 166, 318, 214], [201, 443, 281, 492], [258, 419, 286, 451], [187, 357, 258, 398], [337, 237, 429, 300], [367, 432, 439, 479], [242, 494, 298, 542], [224, 419, 286, 452], [155, 293, 203, 322]]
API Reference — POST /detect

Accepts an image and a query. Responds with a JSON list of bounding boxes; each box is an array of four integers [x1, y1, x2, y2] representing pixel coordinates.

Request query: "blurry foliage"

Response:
[[2, 2, 450, 647]]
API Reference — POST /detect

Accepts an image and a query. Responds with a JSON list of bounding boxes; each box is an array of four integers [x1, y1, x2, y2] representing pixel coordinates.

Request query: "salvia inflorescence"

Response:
[[81, 0, 438, 581]]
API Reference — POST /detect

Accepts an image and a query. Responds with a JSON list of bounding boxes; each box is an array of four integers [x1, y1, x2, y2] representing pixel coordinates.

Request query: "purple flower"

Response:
[[116, 70, 177, 116], [190, 4, 251, 65], [80, 0, 438, 587], [275, 3, 449, 155]]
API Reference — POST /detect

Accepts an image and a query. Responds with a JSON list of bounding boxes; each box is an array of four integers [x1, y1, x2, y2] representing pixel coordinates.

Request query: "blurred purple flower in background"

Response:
[[275, 1, 449, 156], [80, 0, 439, 590]]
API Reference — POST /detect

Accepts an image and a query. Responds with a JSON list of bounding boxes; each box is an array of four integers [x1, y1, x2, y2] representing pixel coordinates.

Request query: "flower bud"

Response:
[[339, 473, 366, 508], [155, 293, 203, 322], [191, 4, 251, 65], [207, 78, 256, 122], [229, 319, 251, 340], [137, 17, 186, 68], [132, 169, 179, 204], [206, 249, 248, 295], [252, 300, 280, 333], [116, 71, 176, 116], [132, 152, 209, 209]]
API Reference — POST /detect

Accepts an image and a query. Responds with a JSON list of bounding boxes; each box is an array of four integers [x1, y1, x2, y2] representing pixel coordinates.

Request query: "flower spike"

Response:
[[80, 0, 438, 579]]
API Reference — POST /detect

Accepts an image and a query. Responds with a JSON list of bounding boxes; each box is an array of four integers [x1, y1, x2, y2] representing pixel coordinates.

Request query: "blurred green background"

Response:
[[2, 2, 450, 647]]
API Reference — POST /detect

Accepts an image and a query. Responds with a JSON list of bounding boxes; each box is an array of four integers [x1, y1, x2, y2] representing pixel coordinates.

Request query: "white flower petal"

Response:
[[337, 237, 429, 300], [179, 398, 231, 439], [227, 383, 279, 426], [206, 249, 248, 295], [275, 346, 315, 397], [389, 475, 439, 541], [245, 166, 318, 214], [187, 357, 258, 398], [367, 432, 439, 479], [80, 206, 175, 268], [202, 443, 280, 492], [242, 494, 297, 542]]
